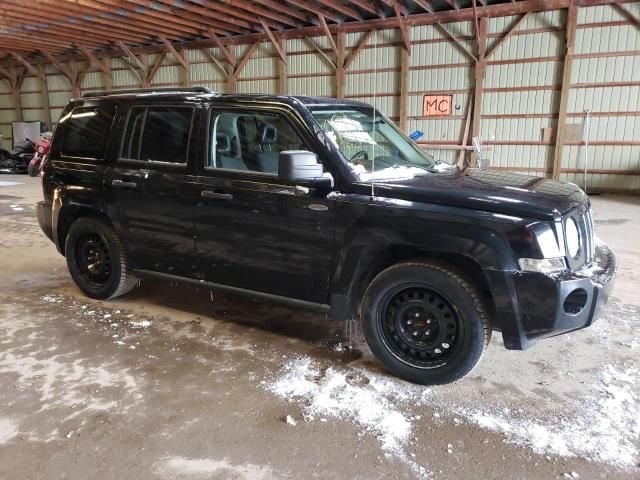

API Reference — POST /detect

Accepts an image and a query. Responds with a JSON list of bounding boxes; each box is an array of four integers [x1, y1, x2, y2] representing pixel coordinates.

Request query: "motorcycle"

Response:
[[0, 136, 36, 174], [27, 132, 52, 177]]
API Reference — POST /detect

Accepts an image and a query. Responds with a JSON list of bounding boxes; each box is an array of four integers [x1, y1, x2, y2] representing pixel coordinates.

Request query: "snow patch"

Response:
[[154, 457, 278, 480], [0, 417, 19, 445], [129, 319, 152, 329], [267, 356, 430, 477], [456, 364, 640, 468]]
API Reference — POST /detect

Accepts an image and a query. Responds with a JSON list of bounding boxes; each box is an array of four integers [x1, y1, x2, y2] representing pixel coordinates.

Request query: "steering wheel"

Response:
[[350, 150, 369, 162]]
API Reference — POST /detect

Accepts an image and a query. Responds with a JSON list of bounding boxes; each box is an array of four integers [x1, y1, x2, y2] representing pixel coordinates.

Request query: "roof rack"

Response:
[[82, 87, 215, 98]]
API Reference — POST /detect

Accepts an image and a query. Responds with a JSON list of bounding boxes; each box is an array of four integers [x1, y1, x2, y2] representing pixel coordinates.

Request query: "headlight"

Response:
[[565, 217, 580, 259], [518, 257, 567, 273]]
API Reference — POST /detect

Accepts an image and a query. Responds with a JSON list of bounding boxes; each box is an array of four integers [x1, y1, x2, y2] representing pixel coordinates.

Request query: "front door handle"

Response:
[[112, 179, 137, 189], [201, 190, 233, 201]]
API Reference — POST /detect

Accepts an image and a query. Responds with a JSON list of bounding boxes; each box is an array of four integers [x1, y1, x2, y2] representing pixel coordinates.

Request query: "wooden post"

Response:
[[0, 66, 25, 123], [470, 17, 487, 167], [552, 3, 578, 180], [38, 65, 52, 128], [227, 45, 237, 94], [13, 84, 23, 122], [102, 61, 112, 91], [336, 31, 346, 98], [179, 49, 191, 87], [277, 37, 287, 95], [399, 25, 411, 133]]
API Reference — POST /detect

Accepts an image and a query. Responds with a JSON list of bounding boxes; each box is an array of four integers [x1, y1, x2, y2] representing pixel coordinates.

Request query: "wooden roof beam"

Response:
[[207, 31, 237, 66], [117, 41, 147, 72], [144, 52, 167, 86], [348, 0, 380, 16], [444, 0, 460, 10], [282, 0, 342, 23], [1, 4, 153, 44], [343, 29, 375, 70], [486, 12, 531, 59], [158, 36, 190, 71], [78, 46, 111, 77], [234, 43, 260, 76], [91, 0, 217, 36], [613, 1, 640, 28], [151, 0, 256, 32], [435, 23, 477, 61], [411, 0, 434, 13], [194, 0, 299, 28], [259, 19, 287, 64], [8, 52, 45, 80], [105, 0, 232, 35], [315, 0, 363, 20], [393, 1, 411, 53], [251, 0, 309, 22], [39, 51, 74, 79], [200, 48, 229, 78], [17, 0, 194, 39], [318, 15, 339, 58], [379, 0, 409, 15], [302, 37, 337, 70]]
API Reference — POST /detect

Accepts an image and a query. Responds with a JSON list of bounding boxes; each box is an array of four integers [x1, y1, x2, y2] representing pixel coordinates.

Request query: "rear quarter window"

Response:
[[120, 106, 194, 164], [60, 106, 115, 159]]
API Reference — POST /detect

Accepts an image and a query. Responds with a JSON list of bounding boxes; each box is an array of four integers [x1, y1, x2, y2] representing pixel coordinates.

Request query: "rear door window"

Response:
[[60, 106, 115, 159], [120, 106, 194, 164]]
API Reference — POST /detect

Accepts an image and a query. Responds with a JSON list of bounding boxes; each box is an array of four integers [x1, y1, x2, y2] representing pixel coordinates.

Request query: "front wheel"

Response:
[[65, 216, 138, 299], [361, 261, 491, 385]]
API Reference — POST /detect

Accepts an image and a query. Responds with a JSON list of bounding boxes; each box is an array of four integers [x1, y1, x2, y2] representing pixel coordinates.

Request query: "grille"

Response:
[[582, 208, 595, 264], [564, 206, 596, 270]]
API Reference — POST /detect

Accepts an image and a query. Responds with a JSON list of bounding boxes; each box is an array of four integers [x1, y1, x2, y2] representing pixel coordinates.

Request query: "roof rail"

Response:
[[82, 87, 215, 98]]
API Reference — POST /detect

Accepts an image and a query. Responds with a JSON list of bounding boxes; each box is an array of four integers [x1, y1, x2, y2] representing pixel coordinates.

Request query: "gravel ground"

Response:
[[0, 175, 639, 480]]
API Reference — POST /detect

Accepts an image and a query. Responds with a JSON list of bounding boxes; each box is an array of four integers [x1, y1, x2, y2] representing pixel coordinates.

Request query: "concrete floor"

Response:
[[0, 174, 639, 480]]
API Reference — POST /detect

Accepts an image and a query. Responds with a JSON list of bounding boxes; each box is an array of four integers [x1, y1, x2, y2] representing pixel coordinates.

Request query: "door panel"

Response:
[[106, 164, 199, 276], [105, 104, 199, 275], [193, 173, 335, 303]]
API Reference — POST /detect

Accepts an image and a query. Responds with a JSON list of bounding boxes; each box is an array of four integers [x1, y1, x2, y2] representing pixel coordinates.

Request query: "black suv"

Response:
[[36, 87, 616, 385]]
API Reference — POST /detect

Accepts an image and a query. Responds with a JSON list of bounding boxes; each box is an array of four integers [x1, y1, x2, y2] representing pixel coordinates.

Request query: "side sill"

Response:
[[133, 269, 331, 313]]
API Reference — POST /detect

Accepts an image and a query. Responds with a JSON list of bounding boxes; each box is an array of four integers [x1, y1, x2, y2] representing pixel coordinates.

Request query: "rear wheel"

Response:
[[361, 261, 491, 385], [65, 217, 137, 299]]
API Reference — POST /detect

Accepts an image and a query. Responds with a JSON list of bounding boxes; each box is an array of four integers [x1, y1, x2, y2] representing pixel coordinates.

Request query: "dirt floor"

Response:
[[0, 174, 639, 480]]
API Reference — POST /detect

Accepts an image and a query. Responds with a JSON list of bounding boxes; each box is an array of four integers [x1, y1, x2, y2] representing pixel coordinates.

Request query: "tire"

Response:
[[361, 261, 491, 385], [65, 216, 138, 300]]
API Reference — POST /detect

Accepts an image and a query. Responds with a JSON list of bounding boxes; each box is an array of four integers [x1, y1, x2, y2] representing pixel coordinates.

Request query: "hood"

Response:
[[358, 168, 588, 220]]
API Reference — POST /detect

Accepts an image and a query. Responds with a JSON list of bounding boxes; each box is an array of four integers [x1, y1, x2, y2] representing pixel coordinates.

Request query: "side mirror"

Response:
[[278, 150, 332, 188]]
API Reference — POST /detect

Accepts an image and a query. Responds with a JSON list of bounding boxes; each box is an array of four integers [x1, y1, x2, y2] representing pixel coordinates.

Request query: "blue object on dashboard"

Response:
[[409, 130, 424, 141]]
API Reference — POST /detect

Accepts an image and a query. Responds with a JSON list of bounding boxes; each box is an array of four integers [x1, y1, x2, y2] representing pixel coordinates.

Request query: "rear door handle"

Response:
[[111, 179, 137, 189], [201, 190, 233, 201]]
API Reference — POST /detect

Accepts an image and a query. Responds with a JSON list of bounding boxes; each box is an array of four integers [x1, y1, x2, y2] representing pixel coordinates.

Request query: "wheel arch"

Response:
[[53, 200, 114, 255], [329, 218, 514, 323]]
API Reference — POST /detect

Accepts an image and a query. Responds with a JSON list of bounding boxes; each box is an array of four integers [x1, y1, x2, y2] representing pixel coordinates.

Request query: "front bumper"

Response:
[[491, 243, 616, 350]]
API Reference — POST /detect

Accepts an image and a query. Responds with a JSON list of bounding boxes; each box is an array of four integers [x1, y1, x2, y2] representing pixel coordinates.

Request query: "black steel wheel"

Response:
[[65, 216, 137, 299], [75, 233, 112, 288], [361, 261, 491, 385], [380, 285, 463, 369]]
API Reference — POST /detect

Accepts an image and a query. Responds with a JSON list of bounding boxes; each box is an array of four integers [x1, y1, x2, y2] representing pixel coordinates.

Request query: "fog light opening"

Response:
[[563, 288, 588, 315]]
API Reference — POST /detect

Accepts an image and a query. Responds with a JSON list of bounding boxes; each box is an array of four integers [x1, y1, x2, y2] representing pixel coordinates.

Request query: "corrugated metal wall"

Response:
[[1, 2, 638, 191]]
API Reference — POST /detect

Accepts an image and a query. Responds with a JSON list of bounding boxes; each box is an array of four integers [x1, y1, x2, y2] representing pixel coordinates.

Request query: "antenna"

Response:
[[371, 30, 378, 198]]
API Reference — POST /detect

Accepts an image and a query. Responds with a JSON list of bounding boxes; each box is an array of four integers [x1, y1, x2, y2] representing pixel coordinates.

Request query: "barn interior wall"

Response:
[[0, 2, 638, 192]]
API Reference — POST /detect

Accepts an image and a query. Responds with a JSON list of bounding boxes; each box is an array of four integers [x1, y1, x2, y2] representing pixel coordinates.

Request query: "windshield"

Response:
[[310, 106, 437, 181]]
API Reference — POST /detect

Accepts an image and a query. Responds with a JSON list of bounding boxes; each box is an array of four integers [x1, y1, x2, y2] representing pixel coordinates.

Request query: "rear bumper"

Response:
[[36, 200, 54, 243], [489, 243, 616, 350]]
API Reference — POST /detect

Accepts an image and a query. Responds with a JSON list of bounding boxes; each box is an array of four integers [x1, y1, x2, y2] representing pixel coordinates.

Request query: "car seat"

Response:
[[216, 133, 247, 170], [255, 124, 279, 174]]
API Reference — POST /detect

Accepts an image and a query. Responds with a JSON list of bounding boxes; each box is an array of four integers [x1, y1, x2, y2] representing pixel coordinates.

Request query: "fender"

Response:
[[51, 183, 109, 254], [328, 194, 534, 332]]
